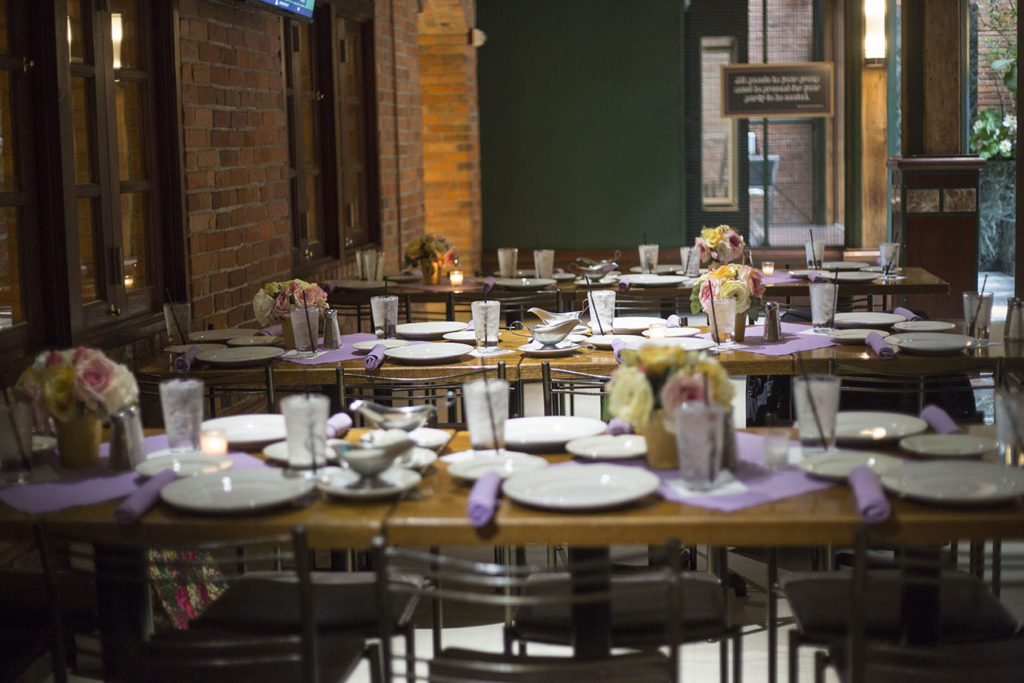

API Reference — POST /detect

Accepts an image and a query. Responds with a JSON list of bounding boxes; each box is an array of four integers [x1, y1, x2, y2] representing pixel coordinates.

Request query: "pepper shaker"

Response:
[[763, 301, 782, 342], [1006, 298, 1024, 342], [108, 404, 146, 471], [323, 309, 341, 349]]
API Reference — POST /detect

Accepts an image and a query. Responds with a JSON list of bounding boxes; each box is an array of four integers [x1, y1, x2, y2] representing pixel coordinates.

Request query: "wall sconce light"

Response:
[[864, 0, 886, 66], [111, 13, 123, 69], [468, 28, 487, 49]]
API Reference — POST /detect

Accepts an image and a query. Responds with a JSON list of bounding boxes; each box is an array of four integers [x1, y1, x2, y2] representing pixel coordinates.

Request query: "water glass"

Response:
[[290, 306, 321, 355], [280, 394, 330, 470], [809, 282, 838, 331], [804, 241, 824, 269], [638, 243, 659, 274], [761, 428, 791, 470], [533, 249, 555, 279], [163, 302, 191, 345], [587, 290, 616, 334], [879, 241, 900, 280], [371, 295, 399, 339], [963, 291, 994, 340], [708, 297, 736, 344], [995, 388, 1024, 467], [159, 378, 204, 452], [471, 300, 501, 352], [673, 401, 726, 490], [761, 261, 775, 276], [793, 375, 841, 456], [463, 379, 509, 451], [680, 246, 700, 276], [0, 403, 33, 484], [497, 247, 519, 277]]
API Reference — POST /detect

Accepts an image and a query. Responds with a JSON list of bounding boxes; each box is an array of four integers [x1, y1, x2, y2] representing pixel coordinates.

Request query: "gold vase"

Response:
[[420, 258, 440, 285], [281, 317, 296, 348], [55, 413, 102, 468], [640, 409, 678, 470], [733, 311, 747, 342]]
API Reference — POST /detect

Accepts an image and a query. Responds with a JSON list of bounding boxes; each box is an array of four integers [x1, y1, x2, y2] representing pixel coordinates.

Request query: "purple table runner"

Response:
[[698, 322, 838, 356], [280, 332, 377, 365]]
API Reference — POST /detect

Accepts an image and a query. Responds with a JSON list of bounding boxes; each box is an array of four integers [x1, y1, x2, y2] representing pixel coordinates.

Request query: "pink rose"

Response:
[[45, 350, 66, 367], [660, 372, 706, 416], [73, 353, 116, 411], [272, 291, 291, 320], [697, 277, 720, 312], [743, 267, 765, 298], [695, 238, 710, 264]]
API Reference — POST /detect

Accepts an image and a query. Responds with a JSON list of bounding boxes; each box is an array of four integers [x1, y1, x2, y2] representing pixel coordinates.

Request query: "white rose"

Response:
[[1004, 114, 1017, 131], [252, 290, 276, 325], [999, 139, 1012, 155], [974, 119, 985, 132]]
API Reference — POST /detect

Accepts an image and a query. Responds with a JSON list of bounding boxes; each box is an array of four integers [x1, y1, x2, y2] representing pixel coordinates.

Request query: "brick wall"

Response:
[[976, 0, 1015, 113], [178, 0, 425, 330]]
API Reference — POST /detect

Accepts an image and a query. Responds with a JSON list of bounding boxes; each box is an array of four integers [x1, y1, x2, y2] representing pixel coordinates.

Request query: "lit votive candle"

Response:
[[647, 322, 668, 339], [761, 261, 775, 276], [449, 270, 464, 286], [200, 429, 228, 456]]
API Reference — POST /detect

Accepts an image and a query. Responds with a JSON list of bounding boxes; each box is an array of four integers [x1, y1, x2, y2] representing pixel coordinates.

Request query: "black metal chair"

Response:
[[539, 361, 610, 417]]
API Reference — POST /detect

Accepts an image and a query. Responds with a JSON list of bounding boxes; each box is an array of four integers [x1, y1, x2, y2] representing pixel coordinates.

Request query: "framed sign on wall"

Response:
[[721, 62, 834, 118]]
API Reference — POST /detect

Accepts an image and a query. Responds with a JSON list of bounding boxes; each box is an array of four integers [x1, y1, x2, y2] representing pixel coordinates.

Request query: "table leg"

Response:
[[95, 545, 150, 679], [568, 547, 611, 658], [900, 545, 942, 646]]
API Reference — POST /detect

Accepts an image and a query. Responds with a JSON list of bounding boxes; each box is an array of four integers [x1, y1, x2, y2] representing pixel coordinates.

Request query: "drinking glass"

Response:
[[163, 302, 191, 345], [809, 282, 838, 331], [804, 241, 824, 270], [761, 261, 775, 276], [280, 393, 330, 470], [497, 247, 519, 277], [963, 291, 994, 341], [793, 375, 841, 456], [371, 295, 399, 339], [159, 378, 204, 452], [471, 300, 501, 353], [463, 379, 509, 451], [290, 306, 320, 355], [879, 241, 901, 280], [995, 388, 1024, 467], [761, 428, 791, 470], [673, 401, 726, 490], [0, 403, 33, 484], [587, 290, 616, 334], [708, 297, 737, 346], [533, 249, 555, 279], [680, 246, 700, 276], [638, 243, 659, 274]]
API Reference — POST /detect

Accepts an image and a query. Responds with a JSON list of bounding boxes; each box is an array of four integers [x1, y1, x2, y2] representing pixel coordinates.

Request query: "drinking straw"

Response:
[[808, 229, 816, 268], [301, 296, 317, 354], [969, 274, 990, 337], [829, 271, 839, 330], [164, 288, 187, 345], [793, 352, 827, 452], [583, 275, 605, 335], [0, 376, 31, 474], [708, 298, 720, 345]]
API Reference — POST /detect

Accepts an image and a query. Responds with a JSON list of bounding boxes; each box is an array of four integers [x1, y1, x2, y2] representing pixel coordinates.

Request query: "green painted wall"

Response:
[[477, 0, 685, 251]]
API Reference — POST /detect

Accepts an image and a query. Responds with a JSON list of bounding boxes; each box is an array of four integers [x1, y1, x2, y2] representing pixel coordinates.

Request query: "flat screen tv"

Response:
[[246, 0, 315, 22]]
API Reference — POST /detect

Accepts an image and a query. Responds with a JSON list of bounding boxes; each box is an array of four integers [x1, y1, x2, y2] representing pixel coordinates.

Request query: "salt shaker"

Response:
[[1006, 298, 1024, 342], [763, 301, 782, 342], [323, 309, 341, 349], [108, 404, 146, 471]]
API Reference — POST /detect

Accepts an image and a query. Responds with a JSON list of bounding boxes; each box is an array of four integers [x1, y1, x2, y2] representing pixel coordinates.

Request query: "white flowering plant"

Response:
[[972, 110, 1017, 159]]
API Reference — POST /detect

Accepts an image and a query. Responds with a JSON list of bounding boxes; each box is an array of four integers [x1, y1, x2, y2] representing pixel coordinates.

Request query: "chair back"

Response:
[[540, 361, 610, 417]]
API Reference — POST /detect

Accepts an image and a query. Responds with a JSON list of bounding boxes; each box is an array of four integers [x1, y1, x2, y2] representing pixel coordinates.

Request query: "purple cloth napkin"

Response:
[[364, 343, 386, 370], [464, 319, 474, 331], [173, 346, 202, 374], [606, 418, 634, 435], [807, 271, 824, 282], [259, 324, 283, 336], [893, 307, 920, 322], [115, 469, 176, 524], [920, 404, 964, 434], [611, 338, 627, 363], [482, 276, 495, 296], [466, 471, 502, 528], [848, 465, 890, 524], [600, 263, 617, 274], [554, 267, 565, 274], [618, 277, 631, 292], [326, 412, 353, 438], [667, 315, 682, 328], [865, 332, 894, 359]]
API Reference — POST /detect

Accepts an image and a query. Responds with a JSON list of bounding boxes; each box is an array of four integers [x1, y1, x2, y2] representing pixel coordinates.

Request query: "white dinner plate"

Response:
[[202, 414, 287, 450], [821, 261, 869, 271], [316, 466, 421, 500], [798, 450, 906, 481], [883, 333, 978, 355], [832, 312, 907, 329], [446, 451, 548, 481], [443, 330, 489, 342], [261, 439, 349, 465], [503, 464, 660, 511], [881, 461, 1024, 506], [787, 269, 813, 279], [622, 274, 687, 287], [136, 451, 233, 478], [396, 321, 467, 339], [351, 339, 411, 351], [835, 411, 928, 445], [408, 427, 452, 450], [188, 328, 252, 342], [196, 346, 284, 366], [832, 271, 881, 283], [384, 342, 473, 364], [32, 435, 58, 453], [166, 343, 226, 354], [826, 328, 877, 345], [331, 279, 387, 291], [891, 320, 956, 333], [641, 337, 716, 351], [226, 335, 283, 347], [898, 434, 999, 459], [517, 341, 583, 357], [161, 469, 314, 514], [504, 416, 607, 452], [587, 334, 647, 350], [552, 272, 577, 281], [609, 316, 667, 334], [642, 327, 700, 338], [565, 434, 647, 460], [492, 277, 557, 290], [629, 264, 682, 274]]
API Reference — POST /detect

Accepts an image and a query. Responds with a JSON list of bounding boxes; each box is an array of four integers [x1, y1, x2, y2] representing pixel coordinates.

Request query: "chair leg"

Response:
[[732, 630, 743, 683], [813, 650, 830, 683], [402, 621, 416, 679], [787, 629, 800, 683]]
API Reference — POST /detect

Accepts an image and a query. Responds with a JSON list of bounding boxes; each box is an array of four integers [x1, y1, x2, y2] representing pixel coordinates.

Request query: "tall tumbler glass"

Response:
[[463, 379, 509, 451], [638, 244, 659, 274], [879, 241, 901, 280], [371, 295, 399, 339], [533, 249, 555, 279], [809, 282, 838, 331], [963, 291, 994, 341], [290, 306, 320, 355], [159, 378, 204, 452], [497, 248, 519, 277], [587, 290, 616, 334], [804, 241, 825, 270], [280, 393, 330, 469], [674, 401, 726, 490], [708, 298, 736, 345], [793, 375, 841, 457], [996, 388, 1024, 467], [471, 300, 501, 353]]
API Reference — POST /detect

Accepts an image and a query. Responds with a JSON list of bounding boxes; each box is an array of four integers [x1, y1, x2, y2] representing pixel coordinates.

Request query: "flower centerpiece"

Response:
[[689, 263, 766, 337], [16, 348, 139, 467], [252, 279, 329, 347], [404, 234, 458, 284], [606, 346, 734, 469], [972, 110, 1016, 159], [694, 225, 745, 265]]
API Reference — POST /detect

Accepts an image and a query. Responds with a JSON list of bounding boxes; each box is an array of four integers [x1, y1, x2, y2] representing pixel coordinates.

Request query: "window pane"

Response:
[[120, 192, 148, 290], [0, 0, 8, 55], [298, 23, 313, 92], [304, 175, 319, 244], [700, 36, 736, 209], [71, 76, 95, 184], [115, 80, 145, 180], [109, 0, 138, 71], [301, 97, 316, 162], [0, 71, 17, 192], [343, 27, 361, 93], [77, 198, 100, 303], [67, 0, 86, 63], [0, 205, 21, 327]]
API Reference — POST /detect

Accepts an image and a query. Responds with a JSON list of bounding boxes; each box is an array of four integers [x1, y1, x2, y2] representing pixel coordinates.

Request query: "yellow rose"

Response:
[[635, 343, 687, 377], [44, 365, 78, 423], [695, 359, 735, 406], [607, 366, 655, 427], [719, 279, 751, 313]]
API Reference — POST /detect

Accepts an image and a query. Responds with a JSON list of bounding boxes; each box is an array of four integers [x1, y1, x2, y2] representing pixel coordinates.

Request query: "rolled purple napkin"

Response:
[[259, 323, 283, 336], [466, 470, 502, 528], [865, 332, 894, 359], [464, 319, 474, 331], [893, 306, 921, 322], [606, 418, 634, 436], [600, 263, 617, 274], [618, 277, 631, 292], [482, 276, 496, 296], [326, 412, 353, 438], [807, 271, 824, 282], [667, 314, 682, 328], [848, 465, 890, 524], [611, 338, 627, 363], [920, 404, 964, 434], [553, 267, 565, 274], [364, 343, 386, 370], [173, 346, 202, 374], [115, 469, 177, 524]]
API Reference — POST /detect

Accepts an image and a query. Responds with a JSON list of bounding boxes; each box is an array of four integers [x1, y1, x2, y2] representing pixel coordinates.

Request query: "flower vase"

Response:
[[733, 311, 746, 342], [640, 409, 678, 470], [281, 317, 296, 349], [55, 413, 102, 468], [420, 259, 440, 285]]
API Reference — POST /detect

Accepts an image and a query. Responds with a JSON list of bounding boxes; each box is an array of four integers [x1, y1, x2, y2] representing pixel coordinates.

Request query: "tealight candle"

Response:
[[647, 322, 667, 339], [199, 429, 228, 456], [761, 261, 775, 276], [449, 270, 464, 286]]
